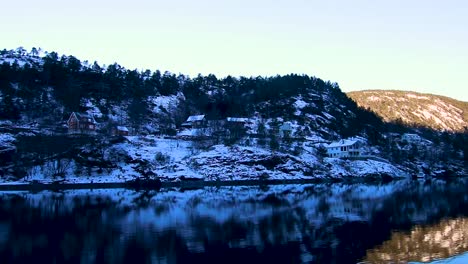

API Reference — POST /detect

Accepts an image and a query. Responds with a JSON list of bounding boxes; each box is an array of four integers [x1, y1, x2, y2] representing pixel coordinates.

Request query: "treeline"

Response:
[[0, 47, 358, 123], [0, 48, 439, 140], [0, 48, 466, 166]]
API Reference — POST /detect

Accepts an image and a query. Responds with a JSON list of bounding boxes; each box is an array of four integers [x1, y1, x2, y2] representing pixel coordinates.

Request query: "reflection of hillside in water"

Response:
[[0, 183, 407, 263], [363, 217, 468, 264], [0, 180, 467, 263]]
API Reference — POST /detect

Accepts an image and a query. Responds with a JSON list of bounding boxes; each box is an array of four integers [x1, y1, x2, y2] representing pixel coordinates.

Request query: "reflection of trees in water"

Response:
[[0, 193, 126, 263], [363, 217, 468, 263], [0, 181, 467, 263]]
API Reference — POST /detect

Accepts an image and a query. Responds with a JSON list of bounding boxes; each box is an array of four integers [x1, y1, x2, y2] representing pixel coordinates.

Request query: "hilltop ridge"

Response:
[[347, 90, 468, 132]]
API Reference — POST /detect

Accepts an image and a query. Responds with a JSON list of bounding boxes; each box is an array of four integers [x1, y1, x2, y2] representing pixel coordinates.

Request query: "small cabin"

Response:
[[67, 112, 97, 133], [181, 115, 206, 128], [326, 139, 362, 158], [226, 117, 249, 129], [112, 126, 129, 136]]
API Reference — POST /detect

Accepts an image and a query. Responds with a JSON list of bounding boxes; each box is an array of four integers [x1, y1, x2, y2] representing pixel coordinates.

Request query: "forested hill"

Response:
[[347, 90, 468, 132], [0, 47, 384, 141], [1, 47, 467, 181]]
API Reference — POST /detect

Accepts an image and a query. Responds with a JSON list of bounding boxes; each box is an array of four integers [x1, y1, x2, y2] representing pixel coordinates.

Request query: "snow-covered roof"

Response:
[[116, 126, 129, 132], [280, 122, 292, 130], [327, 139, 359, 148], [186, 115, 205, 122], [71, 112, 96, 123], [402, 133, 420, 138], [226, 117, 248, 122]]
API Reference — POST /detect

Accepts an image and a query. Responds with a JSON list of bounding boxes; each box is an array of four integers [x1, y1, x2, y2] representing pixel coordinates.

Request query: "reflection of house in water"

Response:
[[67, 112, 97, 134], [363, 217, 468, 263]]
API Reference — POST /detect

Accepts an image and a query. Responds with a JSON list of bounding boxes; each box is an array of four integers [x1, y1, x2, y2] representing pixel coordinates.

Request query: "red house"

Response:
[[67, 112, 97, 133]]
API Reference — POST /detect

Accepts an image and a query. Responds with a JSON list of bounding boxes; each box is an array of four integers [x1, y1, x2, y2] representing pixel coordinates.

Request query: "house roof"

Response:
[[70, 112, 96, 123], [327, 139, 359, 148], [186, 115, 205, 122], [226, 117, 248, 122]]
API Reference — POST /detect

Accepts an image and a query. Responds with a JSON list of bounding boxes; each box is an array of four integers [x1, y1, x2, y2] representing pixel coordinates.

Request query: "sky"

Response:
[[2, 0, 468, 101]]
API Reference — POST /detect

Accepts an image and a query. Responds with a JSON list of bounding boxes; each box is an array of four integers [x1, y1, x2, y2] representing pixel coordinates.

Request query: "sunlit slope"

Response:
[[347, 90, 468, 132]]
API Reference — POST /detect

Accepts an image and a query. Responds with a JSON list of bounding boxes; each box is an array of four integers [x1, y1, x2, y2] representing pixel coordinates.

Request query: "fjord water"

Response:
[[0, 180, 467, 264]]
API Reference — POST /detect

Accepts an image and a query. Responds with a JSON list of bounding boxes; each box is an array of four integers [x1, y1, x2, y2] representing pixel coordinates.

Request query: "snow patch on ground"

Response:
[[406, 93, 430, 100], [0, 134, 16, 144], [294, 99, 307, 109], [83, 99, 103, 119], [325, 158, 408, 178], [148, 93, 183, 114]]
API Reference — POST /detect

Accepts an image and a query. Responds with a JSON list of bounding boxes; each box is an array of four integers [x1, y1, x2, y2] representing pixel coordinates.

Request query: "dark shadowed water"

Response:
[[0, 179, 467, 264]]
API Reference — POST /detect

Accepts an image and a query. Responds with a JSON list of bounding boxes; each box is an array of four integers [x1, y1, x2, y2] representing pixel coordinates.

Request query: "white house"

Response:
[[226, 117, 249, 124], [326, 139, 362, 158], [181, 115, 206, 128], [279, 122, 293, 137], [401, 133, 421, 143]]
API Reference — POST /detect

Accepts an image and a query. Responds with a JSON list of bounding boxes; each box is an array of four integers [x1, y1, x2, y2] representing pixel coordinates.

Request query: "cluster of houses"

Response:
[[176, 114, 369, 159], [181, 115, 252, 130], [67, 112, 295, 139], [180, 114, 294, 137], [180, 114, 370, 159], [67, 111, 426, 160], [67, 111, 362, 158], [323, 133, 431, 159], [67, 112, 129, 136]]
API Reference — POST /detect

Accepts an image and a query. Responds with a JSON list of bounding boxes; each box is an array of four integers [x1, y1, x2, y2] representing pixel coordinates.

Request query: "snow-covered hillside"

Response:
[[3, 136, 410, 185], [348, 90, 468, 132], [0, 48, 466, 185]]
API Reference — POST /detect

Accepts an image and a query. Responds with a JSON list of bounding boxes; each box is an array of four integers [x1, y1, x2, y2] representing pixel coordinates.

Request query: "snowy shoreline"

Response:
[[0, 177, 402, 191], [4, 134, 466, 187]]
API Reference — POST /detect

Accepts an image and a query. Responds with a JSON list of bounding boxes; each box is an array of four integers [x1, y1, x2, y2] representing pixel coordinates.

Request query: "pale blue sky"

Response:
[[2, 0, 467, 101]]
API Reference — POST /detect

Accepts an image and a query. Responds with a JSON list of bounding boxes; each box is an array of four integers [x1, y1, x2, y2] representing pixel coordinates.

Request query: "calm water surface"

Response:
[[0, 179, 467, 264]]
